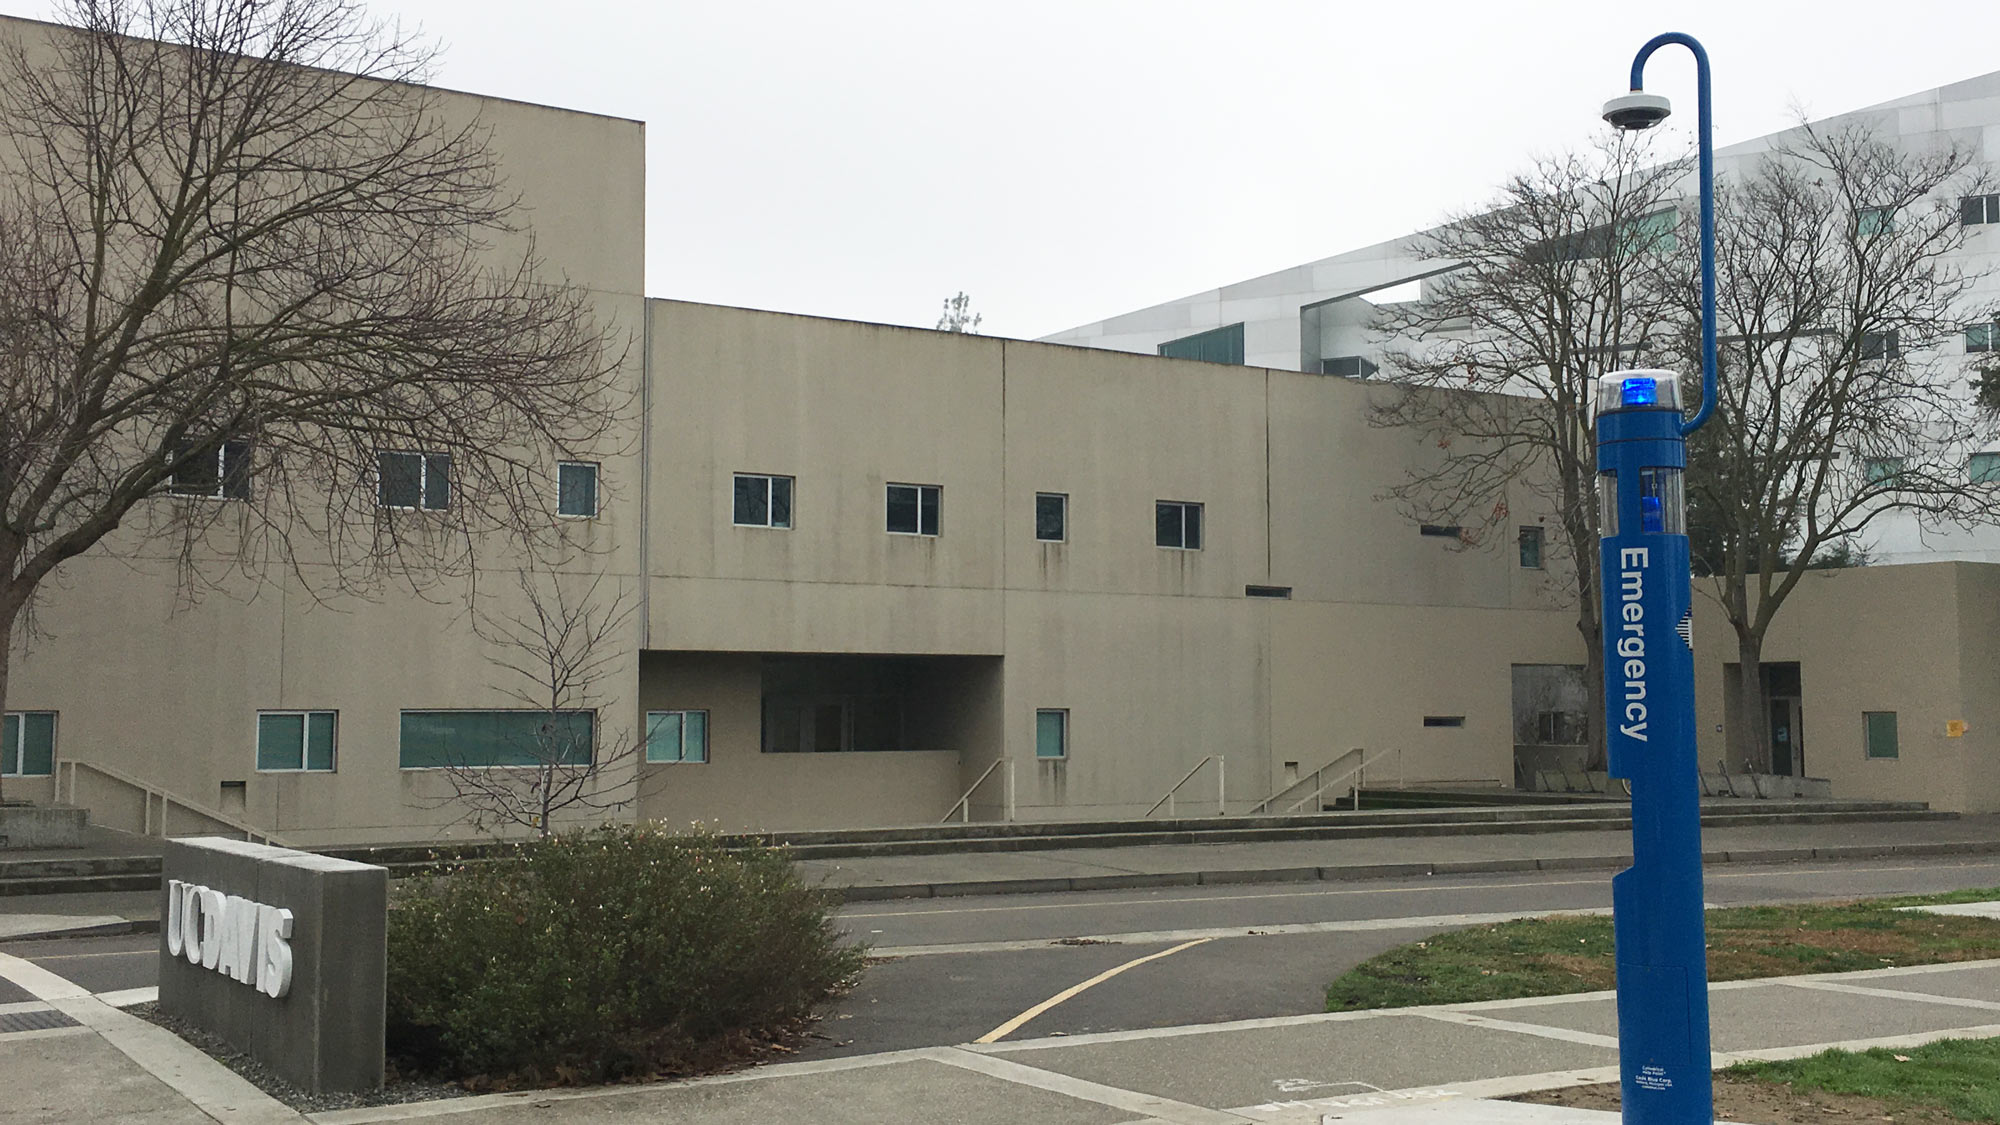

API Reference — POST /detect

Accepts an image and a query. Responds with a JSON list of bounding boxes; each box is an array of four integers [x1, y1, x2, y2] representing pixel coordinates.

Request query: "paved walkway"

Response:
[[2, 941, 1995, 1123]]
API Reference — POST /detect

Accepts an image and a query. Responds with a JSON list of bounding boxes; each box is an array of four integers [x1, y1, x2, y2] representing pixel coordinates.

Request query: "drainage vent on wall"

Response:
[[1245, 585, 1293, 599]]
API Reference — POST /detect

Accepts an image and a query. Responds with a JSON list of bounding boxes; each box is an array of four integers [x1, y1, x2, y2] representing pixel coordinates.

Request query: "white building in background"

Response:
[[1041, 70, 2000, 567]]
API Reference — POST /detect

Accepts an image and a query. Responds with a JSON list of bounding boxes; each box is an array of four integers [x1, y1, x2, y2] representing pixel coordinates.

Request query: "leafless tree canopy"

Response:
[[1675, 122, 1999, 764], [0, 0, 628, 734], [1371, 132, 1691, 768]]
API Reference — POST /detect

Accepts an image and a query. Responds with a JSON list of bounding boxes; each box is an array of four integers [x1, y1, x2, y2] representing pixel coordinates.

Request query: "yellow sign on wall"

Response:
[[1947, 720, 1968, 738]]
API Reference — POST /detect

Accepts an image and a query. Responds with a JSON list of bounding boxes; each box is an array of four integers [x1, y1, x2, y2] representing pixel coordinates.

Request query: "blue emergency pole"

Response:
[[1597, 31, 1719, 1125]]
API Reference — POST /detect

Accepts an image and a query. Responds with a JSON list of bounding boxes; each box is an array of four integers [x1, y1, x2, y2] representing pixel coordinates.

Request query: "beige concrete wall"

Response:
[[633, 652, 965, 831], [1690, 563, 1981, 811]]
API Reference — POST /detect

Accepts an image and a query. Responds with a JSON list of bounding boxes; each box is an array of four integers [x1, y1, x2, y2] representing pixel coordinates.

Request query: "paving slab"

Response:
[[0, 912, 123, 941], [1901, 900, 2000, 920], [1823, 962, 2000, 1003], [1490, 980, 2000, 1052], [981, 1014, 1618, 1112], [322, 1057, 1143, 1125], [0, 1031, 212, 1124]]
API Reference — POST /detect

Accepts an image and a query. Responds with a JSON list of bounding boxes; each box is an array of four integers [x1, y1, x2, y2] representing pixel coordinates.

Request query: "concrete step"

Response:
[[0, 801, 1953, 895]]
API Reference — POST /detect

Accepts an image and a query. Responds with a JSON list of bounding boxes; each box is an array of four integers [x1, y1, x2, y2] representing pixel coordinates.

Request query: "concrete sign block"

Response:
[[158, 836, 387, 1094]]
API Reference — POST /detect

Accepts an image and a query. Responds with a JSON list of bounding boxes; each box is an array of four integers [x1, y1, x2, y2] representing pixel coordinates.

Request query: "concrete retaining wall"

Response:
[[157, 837, 387, 1093], [0, 805, 86, 848]]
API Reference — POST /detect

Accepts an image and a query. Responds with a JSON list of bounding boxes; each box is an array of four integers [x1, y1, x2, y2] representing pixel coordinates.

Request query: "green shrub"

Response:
[[386, 825, 864, 1082]]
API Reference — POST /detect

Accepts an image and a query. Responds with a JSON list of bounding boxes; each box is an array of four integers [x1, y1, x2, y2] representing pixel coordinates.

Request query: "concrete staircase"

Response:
[[0, 798, 1957, 897]]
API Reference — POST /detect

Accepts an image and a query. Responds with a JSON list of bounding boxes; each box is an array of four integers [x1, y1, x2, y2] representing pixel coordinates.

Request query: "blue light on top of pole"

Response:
[[1621, 376, 1659, 407]]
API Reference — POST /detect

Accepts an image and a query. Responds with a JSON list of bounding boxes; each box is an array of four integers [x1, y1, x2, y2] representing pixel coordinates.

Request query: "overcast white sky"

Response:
[[5, 0, 1996, 338]]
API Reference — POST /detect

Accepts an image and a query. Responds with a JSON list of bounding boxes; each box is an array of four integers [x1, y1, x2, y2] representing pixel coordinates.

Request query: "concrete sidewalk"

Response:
[[804, 813, 2000, 900], [3, 940, 1996, 1123]]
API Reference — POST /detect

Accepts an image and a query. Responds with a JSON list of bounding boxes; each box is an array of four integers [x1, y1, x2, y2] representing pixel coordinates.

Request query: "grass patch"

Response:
[[1326, 888, 2000, 1012], [1727, 1037, 2000, 1122]]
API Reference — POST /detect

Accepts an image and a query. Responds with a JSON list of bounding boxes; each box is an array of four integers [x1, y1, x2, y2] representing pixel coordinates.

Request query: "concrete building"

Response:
[[1040, 69, 2000, 567], [4, 17, 1997, 844]]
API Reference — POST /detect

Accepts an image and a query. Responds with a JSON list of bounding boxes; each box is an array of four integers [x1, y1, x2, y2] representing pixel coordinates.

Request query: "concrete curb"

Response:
[[832, 839, 2000, 902]]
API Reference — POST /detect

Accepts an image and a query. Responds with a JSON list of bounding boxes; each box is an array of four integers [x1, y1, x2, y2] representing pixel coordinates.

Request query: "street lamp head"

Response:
[[1603, 90, 1672, 131]]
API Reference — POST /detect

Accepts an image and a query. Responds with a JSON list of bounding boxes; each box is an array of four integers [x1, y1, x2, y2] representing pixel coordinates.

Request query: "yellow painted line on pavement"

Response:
[[975, 937, 1212, 1044], [27, 949, 154, 961]]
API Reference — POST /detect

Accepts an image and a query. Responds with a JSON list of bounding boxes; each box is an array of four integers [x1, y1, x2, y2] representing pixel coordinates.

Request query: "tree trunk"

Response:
[[1733, 631, 1768, 776], [0, 602, 15, 807], [1579, 614, 1608, 773]]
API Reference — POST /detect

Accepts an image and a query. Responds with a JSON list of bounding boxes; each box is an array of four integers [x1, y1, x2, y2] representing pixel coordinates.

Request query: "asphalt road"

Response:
[[7, 856, 2000, 1060]]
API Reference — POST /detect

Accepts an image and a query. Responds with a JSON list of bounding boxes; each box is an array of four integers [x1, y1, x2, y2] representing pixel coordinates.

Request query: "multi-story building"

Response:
[[5, 18, 1998, 843], [1040, 68, 2000, 567]]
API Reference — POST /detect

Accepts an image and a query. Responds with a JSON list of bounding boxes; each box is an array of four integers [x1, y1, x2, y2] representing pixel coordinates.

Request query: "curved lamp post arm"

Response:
[[1627, 32, 1716, 436]]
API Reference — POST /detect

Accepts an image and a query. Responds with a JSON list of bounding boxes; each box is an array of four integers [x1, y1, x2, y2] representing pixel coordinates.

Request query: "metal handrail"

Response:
[[57, 759, 288, 846], [941, 757, 1013, 824], [1144, 755, 1225, 817], [1248, 747, 1386, 816]]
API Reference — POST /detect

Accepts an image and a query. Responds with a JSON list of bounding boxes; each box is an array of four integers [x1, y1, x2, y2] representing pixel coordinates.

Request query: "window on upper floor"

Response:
[[557, 462, 598, 518], [1968, 323, 1997, 354], [734, 473, 793, 529], [1158, 323, 1245, 365], [377, 451, 450, 510], [1420, 523, 1464, 539], [1971, 452, 2000, 484], [1864, 456, 1906, 486], [1320, 355, 1379, 378], [1860, 331, 1900, 362], [2, 712, 55, 777], [1156, 501, 1203, 550], [886, 483, 940, 536], [1963, 194, 2000, 226], [1519, 526, 1545, 569], [257, 711, 336, 772], [1035, 492, 1067, 542], [1857, 206, 1896, 236], [169, 441, 251, 500]]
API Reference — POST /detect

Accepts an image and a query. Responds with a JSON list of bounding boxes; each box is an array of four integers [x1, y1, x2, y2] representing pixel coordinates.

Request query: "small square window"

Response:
[[256, 711, 336, 772], [733, 473, 794, 529], [1972, 453, 2000, 484], [557, 462, 598, 518], [1035, 493, 1067, 542], [1035, 709, 1068, 759], [1863, 711, 1899, 759], [1156, 500, 1202, 549], [646, 710, 708, 763], [1969, 324, 1997, 353], [2, 712, 56, 777], [378, 451, 450, 510], [887, 483, 940, 536], [169, 441, 252, 500], [1518, 526, 1544, 569], [1963, 194, 2000, 226]]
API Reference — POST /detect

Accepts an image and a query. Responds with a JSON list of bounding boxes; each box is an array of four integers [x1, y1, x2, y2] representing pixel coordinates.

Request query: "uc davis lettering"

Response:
[[164, 879, 295, 999]]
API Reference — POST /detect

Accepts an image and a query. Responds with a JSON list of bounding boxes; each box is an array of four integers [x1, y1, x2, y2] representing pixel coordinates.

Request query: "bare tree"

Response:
[[1371, 133, 1690, 770], [936, 291, 982, 333], [425, 570, 648, 837], [0, 0, 627, 766], [1672, 122, 1999, 771]]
